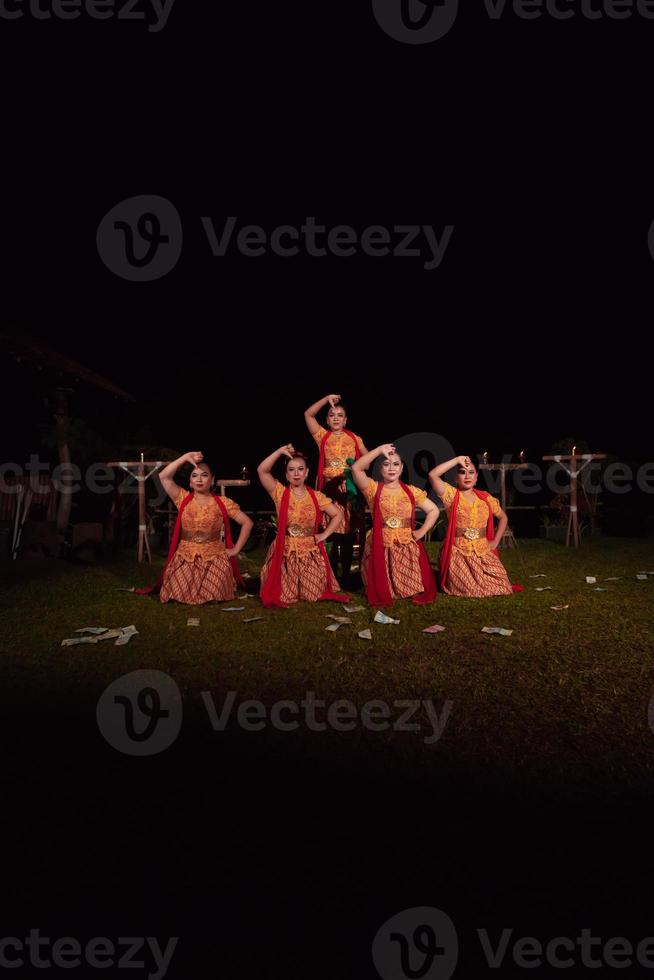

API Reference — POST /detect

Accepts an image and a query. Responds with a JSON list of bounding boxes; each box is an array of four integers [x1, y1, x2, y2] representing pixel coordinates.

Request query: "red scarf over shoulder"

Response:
[[438, 488, 522, 592], [136, 492, 245, 595], [260, 485, 349, 609], [317, 428, 361, 490], [367, 481, 437, 608]]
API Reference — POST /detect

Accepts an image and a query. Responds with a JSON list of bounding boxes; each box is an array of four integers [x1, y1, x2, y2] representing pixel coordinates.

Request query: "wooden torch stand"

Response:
[[106, 459, 163, 563], [478, 463, 529, 549], [542, 452, 607, 547]]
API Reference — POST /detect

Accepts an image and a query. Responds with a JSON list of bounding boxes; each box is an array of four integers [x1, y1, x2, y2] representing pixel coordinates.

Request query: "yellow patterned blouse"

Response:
[[313, 425, 365, 481], [362, 479, 428, 547], [439, 484, 502, 556], [174, 489, 240, 561], [269, 481, 333, 556]]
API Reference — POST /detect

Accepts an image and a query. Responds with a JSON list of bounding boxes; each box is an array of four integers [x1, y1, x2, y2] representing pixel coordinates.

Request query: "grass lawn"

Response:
[[2, 537, 653, 788]]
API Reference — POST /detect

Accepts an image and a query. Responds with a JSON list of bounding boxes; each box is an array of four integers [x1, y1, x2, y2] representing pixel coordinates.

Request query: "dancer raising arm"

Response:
[[257, 444, 349, 608], [429, 455, 517, 597], [137, 451, 252, 604], [304, 393, 368, 584], [351, 444, 438, 607]]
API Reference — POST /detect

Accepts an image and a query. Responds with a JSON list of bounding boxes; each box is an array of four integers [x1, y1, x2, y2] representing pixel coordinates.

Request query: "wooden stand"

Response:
[[213, 479, 250, 497], [106, 460, 163, 563], [542, 452, 607, 547], [478, 463, 529, 549]]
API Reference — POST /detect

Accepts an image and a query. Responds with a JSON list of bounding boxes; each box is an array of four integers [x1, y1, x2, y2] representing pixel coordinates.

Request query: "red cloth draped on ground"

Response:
[[367, 481, 437, 607], [438, 488, 522, 592], [261, 486, 350, 609], [316, 429, 361, 490], [135, 493, 245, 596]]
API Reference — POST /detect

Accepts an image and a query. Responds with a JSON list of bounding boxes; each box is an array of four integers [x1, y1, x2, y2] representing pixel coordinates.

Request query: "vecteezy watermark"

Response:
[[97, 670, 183, 756], [97, 672, 453, 756], [372, 907, 459, 980], [3, 451, 654, 502], [96, 196, 455, 280], [373, 907, 654, 978], [0, 0, 175, 31], [373, 0, 654, 43], [0, 931, 178, 979]]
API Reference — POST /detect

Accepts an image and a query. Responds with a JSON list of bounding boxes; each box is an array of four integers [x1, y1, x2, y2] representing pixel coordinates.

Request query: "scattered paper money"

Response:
[[114, 630, 136, 646], [237, 593, 256, 599], [242, 572, 251, 579], [325, 615, 351, 624], [529, 574, 547, 578], [94, 630, 124, 642], [75, 627, 108, 635], [637, 571, 654, 576], [604, 577, 621, 581], [592, 588, 608, 592], [374, 611, 400, 625], [113, 587, 135, 592], [423, 624, 446, 634], [222, 606, 245, 612], [325, 622, 345, 632], [636, 574, 648, 581], [535, 587, 552, 592], [358, 629, 372, 640], [586, 577, 597, 584], [61, 636, 97, 646], [344, 605, 365, 613], [481, 627, 513, 636], [550, 605, 570, 611], [187, 618, 200, 627], [242, 617, 263, 624]]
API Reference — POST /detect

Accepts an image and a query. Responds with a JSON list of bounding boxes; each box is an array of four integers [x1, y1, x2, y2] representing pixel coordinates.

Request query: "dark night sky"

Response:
[[1, 2, 651, 507]]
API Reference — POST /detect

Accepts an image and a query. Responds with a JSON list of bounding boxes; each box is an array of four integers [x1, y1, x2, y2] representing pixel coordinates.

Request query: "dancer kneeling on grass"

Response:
[[137, 451, 253, 604], [351, 444, 439, 606], [258, 445, 350, 608], [429, 455, 519, 597]]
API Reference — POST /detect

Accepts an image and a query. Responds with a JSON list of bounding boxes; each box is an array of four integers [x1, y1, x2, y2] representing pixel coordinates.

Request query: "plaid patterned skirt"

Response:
[[160, 552, 236, 605], [361, 538, 424, 600], [442, 548, 512, 597], [259, 542, 344, 604]]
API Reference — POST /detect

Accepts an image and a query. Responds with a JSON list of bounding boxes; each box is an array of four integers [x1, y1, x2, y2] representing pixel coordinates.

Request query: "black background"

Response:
[[1, 1, 653, 977]]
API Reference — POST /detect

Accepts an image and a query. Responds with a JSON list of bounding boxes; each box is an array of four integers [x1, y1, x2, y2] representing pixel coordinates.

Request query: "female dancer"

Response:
[[429, 455, 515, 596], [304, 393, 368, 583], [351, 444, 438, 606], [137, 451, 252, 604], [257, 444, 349, 608]]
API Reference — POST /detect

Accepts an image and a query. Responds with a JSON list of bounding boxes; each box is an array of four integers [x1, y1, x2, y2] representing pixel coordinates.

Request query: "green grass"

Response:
[[2, 538, 653, 787]]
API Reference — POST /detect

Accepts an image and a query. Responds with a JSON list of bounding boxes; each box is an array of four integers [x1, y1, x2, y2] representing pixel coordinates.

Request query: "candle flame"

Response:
[[572, 445, 576, 456]]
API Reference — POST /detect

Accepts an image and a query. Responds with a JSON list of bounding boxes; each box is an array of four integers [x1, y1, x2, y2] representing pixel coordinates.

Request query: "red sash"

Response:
[[317, 428, 361, 490], [438, 488, 522, 592], [136, 492, 245, 595], [260, 486, 350, 609], [367, 481, 437, 607]]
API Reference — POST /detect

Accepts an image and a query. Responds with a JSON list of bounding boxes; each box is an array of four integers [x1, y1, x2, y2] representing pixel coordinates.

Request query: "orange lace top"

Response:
[[269, 481, 333, 556], [439, 484, 502, 556], [312, 425, 365, 480], [174, 489, 240, 561], [362, 479, 428, 547]]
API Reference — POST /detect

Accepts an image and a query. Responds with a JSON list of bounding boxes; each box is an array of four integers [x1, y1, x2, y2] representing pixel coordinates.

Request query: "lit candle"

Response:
[[140, 452, 144, 464], [483, 451, 488, 466], [572, 445, 576, 457], [519, 450, 525, 463]]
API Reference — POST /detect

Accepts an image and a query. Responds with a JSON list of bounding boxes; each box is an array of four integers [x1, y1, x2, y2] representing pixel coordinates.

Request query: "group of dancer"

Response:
[[137, 394, 518, 608]]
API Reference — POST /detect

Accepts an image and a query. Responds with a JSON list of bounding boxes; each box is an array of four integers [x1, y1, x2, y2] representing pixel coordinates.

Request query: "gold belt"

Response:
[[455, 527, 487, 540], [286, 524, 315, 538], [325, 458, 347, 469], [384, 517, 412, 529], [181, 531, 214, 544]]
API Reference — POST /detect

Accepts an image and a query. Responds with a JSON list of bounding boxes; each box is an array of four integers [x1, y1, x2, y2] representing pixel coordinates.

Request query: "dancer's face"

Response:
[[286, 458, 308, 488], [191, 466, 213, 494], [327, 407, 347, 432], [380, 453, 403, 485], [456, 463, 477, 490]]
